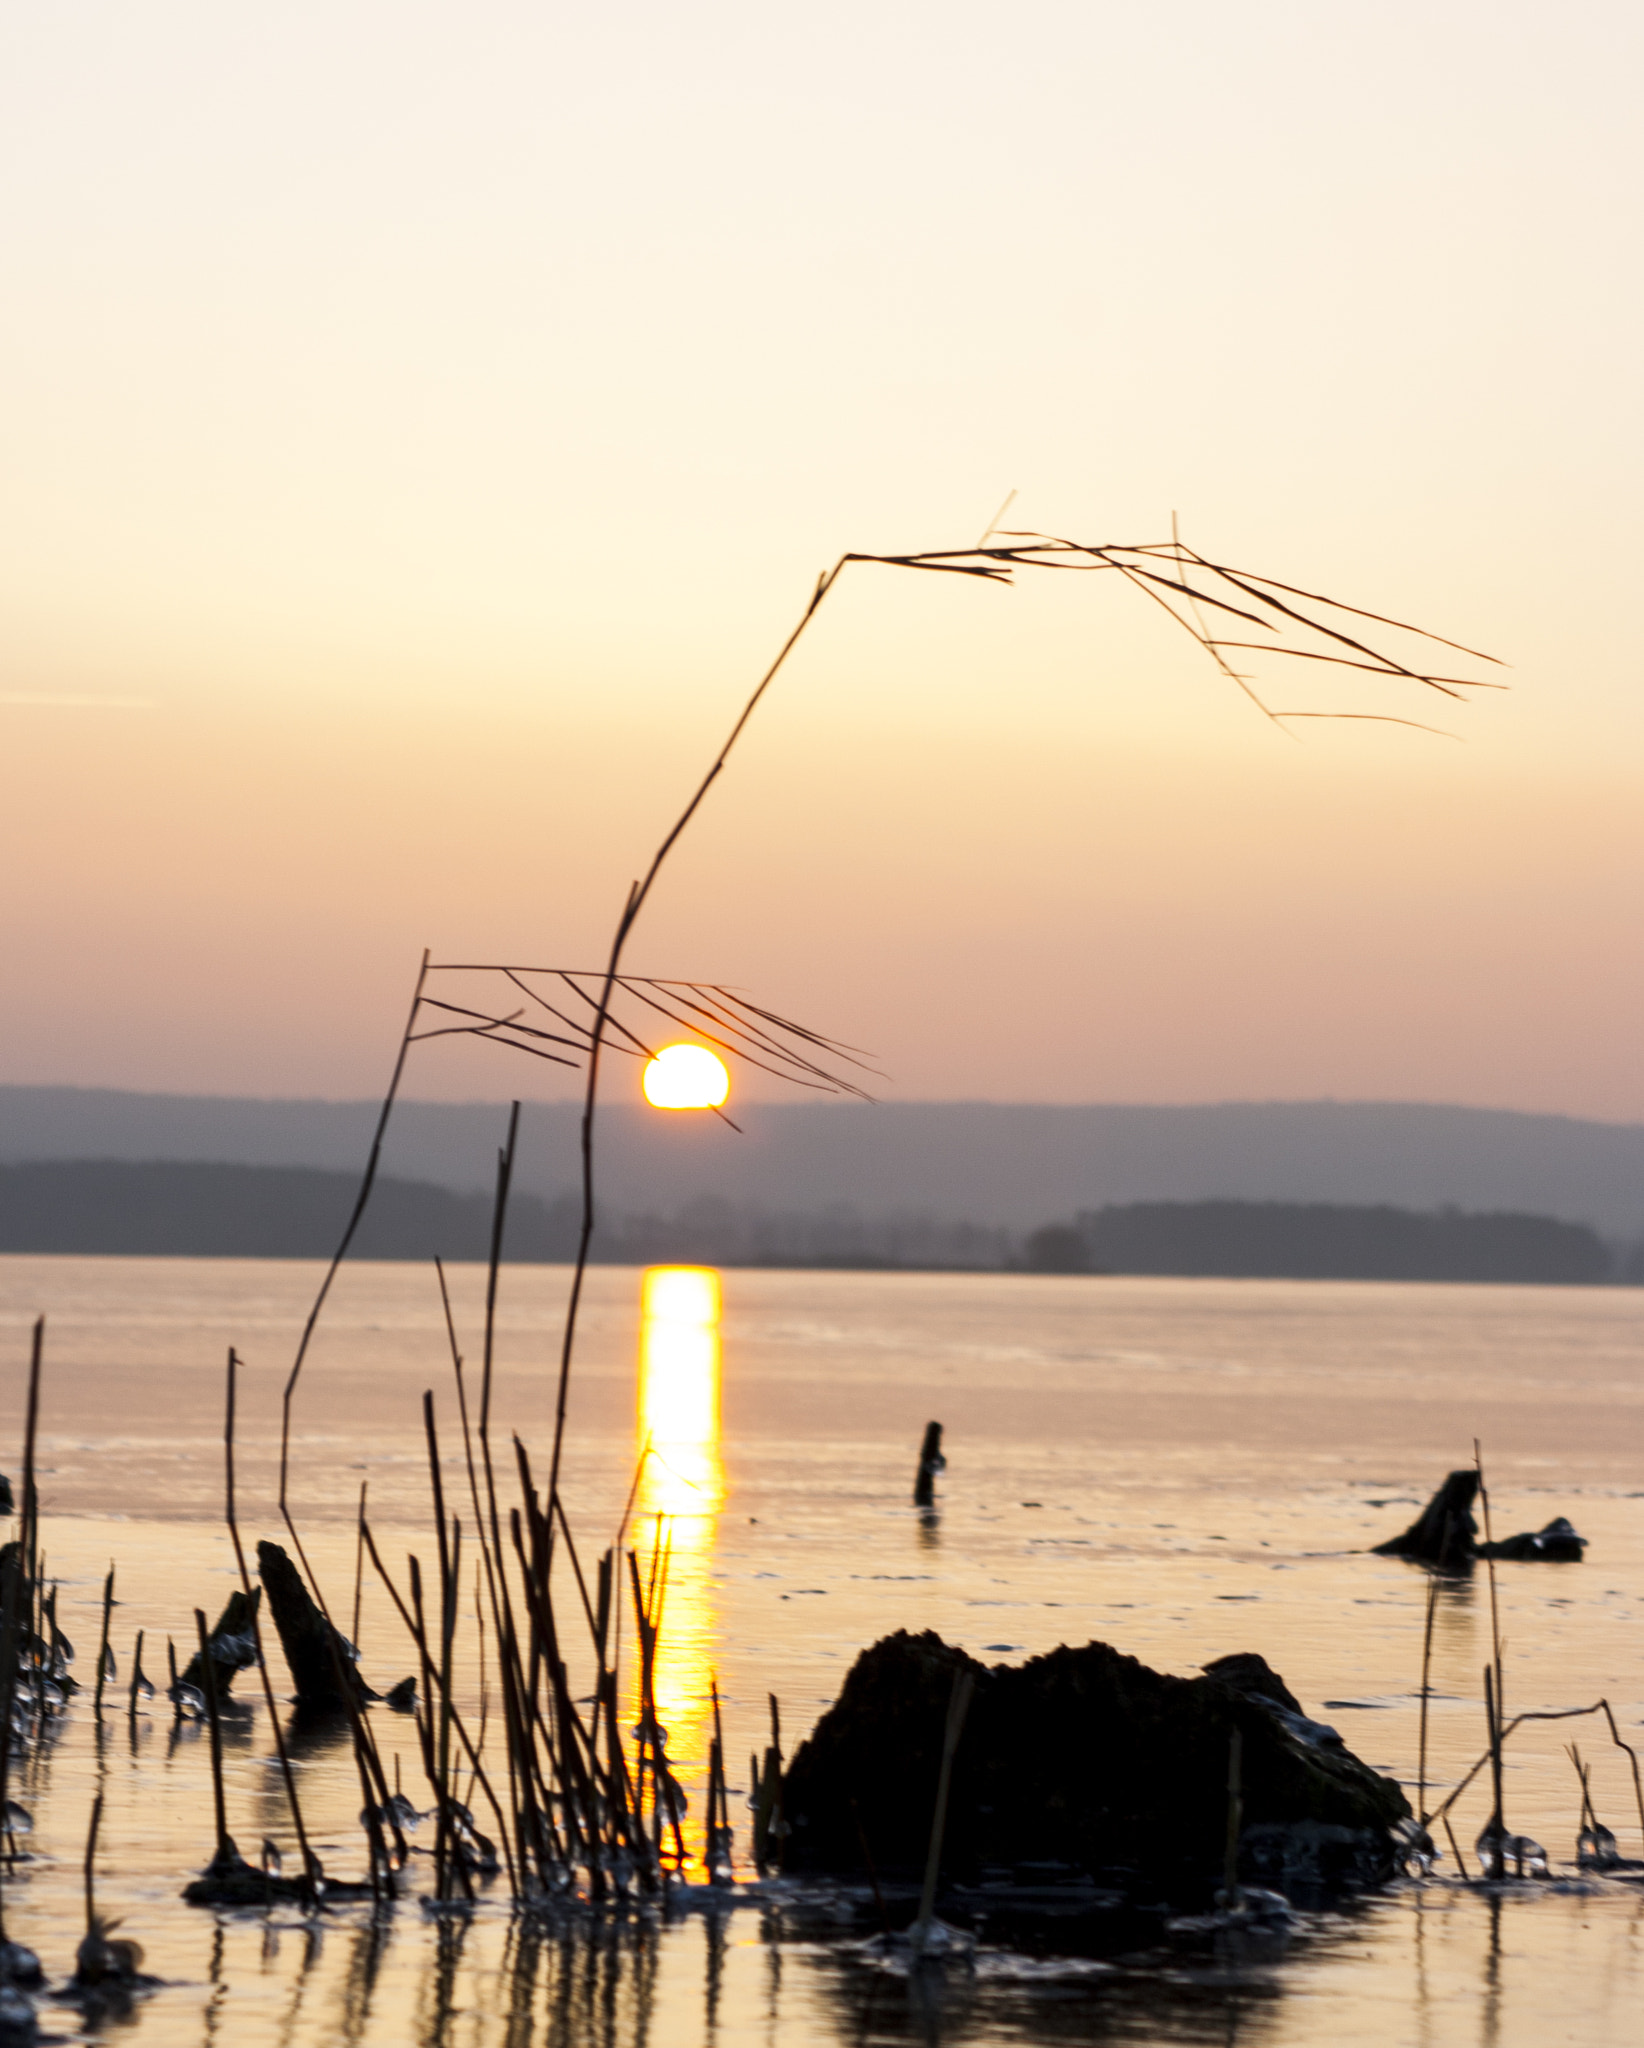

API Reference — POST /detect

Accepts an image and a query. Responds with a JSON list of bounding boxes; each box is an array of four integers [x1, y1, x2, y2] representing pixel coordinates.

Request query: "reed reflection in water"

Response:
[[633, 1266, 725, 1848]]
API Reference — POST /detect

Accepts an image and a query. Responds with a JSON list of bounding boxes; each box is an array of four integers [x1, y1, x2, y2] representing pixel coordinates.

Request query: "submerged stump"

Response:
[[1480, 1516, 1587, 1562], [913, 1423, 945, 1508], [1371, 1471, 1586, 1564], [1371, 1469, 1480, 1564], [781, 1630, 1408, 1903], [256, 1541, 373, 1711], [179, 1587, 261, 1697]]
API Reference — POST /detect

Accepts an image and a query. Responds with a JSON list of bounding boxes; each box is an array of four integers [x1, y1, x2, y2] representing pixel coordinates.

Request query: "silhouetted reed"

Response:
[[7, 526, 1522, 1942], [270, 524, 1501, 1615]]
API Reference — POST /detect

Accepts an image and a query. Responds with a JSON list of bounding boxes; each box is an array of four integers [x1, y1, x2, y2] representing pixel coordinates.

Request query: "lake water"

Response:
[[1, 1254, 1642, 2045]]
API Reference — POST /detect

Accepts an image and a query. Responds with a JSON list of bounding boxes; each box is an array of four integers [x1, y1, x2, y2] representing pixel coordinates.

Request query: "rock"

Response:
[[72, 1917, 143, 1988], [0, 1981, 34, 2045], [781, 1630, 1408, 1902], [0, 1946, 41, 1991], [256, 1541, 373, 1711], [1202, 1651, 1304, 1714], [179, 1587, 262, 1696], [181, 1839, 307, 1908], [1371, 1469, 1479, 1563]]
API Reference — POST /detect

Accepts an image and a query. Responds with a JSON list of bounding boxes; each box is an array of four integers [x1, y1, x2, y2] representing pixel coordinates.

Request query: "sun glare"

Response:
[[635, 1264, 724, 1829], [642, 1042, 730, 1110]]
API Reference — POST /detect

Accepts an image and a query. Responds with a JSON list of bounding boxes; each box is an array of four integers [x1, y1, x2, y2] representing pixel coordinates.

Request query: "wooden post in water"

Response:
[[913, 1423, 946, 1508]]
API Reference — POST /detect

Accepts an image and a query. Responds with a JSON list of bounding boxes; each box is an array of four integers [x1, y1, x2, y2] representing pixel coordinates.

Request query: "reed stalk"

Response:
[[126, 1631, 145, 1725], [0, 1318, 42, 1905], [1427, 1697, 1631, 1831], [352, 1482, 368, 1652], [1483, 1666, 1505, 1868], [278, 953, 431, 1529], [221, 1350, 319, 1895], [359, 1521, 517, 1892], [193, 1608, 231, 1865], [221, 525, 1499, 1923], [1416, 1564, 1439, 1845], [1475, 1442, 1504, 1732], [1597, 1700, 1644, 1853], [911, 1666, 975, 1951], [20, 1321, 41, 1643], [93, 1565, 115, 1720]]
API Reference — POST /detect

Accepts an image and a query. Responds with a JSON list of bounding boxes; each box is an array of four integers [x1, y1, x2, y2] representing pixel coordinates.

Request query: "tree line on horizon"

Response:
[[0, 1159, 1630, 1284]]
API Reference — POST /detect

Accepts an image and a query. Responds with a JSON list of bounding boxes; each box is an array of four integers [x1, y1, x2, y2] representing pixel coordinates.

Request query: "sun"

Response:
[[642, 1042, 731, 1110]]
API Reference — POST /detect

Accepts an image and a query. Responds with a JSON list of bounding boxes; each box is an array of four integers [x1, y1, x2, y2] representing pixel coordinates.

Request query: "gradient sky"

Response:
[[3, 2, 1642, 1116]]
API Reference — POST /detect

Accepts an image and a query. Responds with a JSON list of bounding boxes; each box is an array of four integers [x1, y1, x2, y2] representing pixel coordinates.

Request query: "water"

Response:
[[1, 1254, 1642, 2043]]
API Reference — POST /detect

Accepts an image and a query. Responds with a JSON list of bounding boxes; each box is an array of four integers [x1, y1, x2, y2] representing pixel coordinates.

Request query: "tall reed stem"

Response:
[[222, 1351, 318, 1893]]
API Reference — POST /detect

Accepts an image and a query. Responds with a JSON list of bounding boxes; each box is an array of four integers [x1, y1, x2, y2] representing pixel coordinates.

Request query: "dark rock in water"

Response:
[[1371, 1469, 1479, 1563], [781, 1630, 1407, 1902], [71, 1917, 146, 1989], [181, 1838, 308, 1908], [0, 1944, 41, 1991], [1372, 1472, 1586, 1564], [180, 1838, 374, 1908], [256, 1541, 374, 1710], [1480, 1516, 1587, 1562], [0, 1476, 12, 1518], [0, 1982, 34, 2045], [179, 1586, 262, 1696], [383, 1675, 417, 1712], [1202, 1651, 1304, 1714]]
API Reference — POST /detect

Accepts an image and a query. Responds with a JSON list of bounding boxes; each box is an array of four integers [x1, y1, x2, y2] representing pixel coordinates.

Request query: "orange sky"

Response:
[[3, 3, 1642, 1118]]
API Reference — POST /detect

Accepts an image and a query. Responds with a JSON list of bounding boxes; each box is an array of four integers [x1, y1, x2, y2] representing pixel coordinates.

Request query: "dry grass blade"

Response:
[[415, 965, 875, 1100], [1185, 557, 1505, 665], [1270, 713, 1463, 738]]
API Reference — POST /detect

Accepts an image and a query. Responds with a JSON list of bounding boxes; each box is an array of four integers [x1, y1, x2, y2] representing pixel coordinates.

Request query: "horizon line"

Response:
[[3, 1080, 1643, 1133]]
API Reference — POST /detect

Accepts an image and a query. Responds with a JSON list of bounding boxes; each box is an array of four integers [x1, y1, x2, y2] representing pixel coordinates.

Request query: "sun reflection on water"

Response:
[[633, 1266, 724, 1854]]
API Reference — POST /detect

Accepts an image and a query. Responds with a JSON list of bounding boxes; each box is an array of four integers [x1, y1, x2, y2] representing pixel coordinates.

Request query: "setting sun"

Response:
[[642, 1042, 731, 1110]]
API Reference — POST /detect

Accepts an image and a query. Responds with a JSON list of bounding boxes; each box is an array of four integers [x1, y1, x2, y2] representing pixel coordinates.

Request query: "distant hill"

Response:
[[4, 1087, 1644, 1237], [1030, 1201, 1615, 1285], [0, 1160, 1628, 1281], [0, 1160, 555, 1262]]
